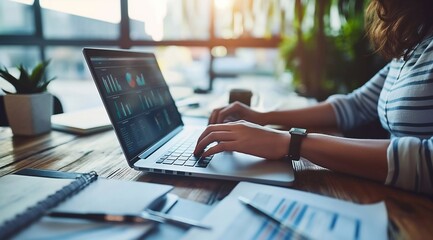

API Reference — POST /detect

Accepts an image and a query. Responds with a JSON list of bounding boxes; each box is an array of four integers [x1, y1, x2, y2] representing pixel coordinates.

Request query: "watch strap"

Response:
[[288, 128, 307, 161]]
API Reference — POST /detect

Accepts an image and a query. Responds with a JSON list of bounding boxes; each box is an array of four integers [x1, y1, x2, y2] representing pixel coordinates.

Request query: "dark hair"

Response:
[[366, 0, 433, 60]]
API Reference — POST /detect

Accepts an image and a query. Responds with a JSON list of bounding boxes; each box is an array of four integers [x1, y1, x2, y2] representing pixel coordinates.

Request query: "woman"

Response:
[[194, 0, 433, 195]]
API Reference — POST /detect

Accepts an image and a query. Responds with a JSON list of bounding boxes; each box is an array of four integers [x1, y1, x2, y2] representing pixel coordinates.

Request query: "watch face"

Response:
[[290, 128, 307, 135]]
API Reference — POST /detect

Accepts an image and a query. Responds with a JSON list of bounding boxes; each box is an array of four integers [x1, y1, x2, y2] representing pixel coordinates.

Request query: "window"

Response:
[[0, 0, 283, 111], [0, 0, 35, 35], [0, 46, 40, 68], [213, 0, 295, 38], [128, 0, 211, 41], [213, 48, 278, 76], [40, 0, 120, 39], [45, 47, 92, 81], [132, 46, 210, 90]]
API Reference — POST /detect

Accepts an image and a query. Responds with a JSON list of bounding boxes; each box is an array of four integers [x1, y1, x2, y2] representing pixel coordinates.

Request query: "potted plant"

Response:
[[0, 60, 56, 136]]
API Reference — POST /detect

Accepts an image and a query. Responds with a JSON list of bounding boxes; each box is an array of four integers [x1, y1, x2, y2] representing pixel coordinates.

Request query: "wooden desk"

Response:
[[1, 126, 432, 239]]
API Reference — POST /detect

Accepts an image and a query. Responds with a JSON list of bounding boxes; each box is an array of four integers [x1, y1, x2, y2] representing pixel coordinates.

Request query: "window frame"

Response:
[[0, 0, 280, 91]]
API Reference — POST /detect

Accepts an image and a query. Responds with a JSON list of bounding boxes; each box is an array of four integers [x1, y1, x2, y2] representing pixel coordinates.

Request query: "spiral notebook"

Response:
[[0, 169, 173, 239]]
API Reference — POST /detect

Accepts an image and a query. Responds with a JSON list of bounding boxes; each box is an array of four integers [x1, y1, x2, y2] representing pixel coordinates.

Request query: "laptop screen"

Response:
[[84, 49, 183, 161]]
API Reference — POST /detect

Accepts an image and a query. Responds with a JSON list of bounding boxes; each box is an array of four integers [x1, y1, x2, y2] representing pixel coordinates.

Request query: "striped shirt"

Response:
[[327, 35, 433, 195]]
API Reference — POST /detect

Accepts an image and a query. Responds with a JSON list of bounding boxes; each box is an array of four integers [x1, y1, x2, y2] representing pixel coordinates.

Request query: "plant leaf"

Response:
[[0, 60, 56, 94], [0, 66, 19, 86], [30, 60, 50, 84], [37, 81, 51, 93], [35, 76, 56, 93], [0, 66, 22, 93], [17, 64, 33, 91]]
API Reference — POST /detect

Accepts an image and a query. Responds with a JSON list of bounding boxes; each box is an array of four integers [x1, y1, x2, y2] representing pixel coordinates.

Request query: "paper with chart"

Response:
[[182, 181, 388, 240], [226, 192, 365, 240]]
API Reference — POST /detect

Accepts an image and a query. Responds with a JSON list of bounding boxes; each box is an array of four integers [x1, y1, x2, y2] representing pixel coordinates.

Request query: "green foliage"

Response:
[[324, 17, 386, 95], [279, 0, 387, 100], [0, 60, 56, 94]]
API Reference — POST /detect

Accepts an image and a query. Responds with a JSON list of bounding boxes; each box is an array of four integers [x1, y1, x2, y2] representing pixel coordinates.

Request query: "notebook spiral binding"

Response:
[[0, 171, 98, 239]]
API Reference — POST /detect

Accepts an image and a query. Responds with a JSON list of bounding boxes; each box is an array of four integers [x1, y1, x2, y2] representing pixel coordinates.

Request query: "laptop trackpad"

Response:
[[209, 152, 292, 176]]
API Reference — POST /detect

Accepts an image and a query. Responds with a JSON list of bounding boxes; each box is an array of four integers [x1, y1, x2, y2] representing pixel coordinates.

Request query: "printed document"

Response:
[[183, 182, 388, 240]]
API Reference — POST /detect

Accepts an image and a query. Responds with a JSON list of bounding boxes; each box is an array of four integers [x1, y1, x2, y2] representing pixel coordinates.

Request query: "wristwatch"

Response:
[[287, 128, 307, 161]]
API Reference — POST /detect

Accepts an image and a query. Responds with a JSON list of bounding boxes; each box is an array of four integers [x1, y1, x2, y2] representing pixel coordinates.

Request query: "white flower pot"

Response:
[[4, 92, 53, 136]]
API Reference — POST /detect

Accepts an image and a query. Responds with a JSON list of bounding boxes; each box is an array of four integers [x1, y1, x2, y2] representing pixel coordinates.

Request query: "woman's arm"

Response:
[[209, 101, 338, 129], [210, 64, 390, 132], [386, 137, 433, 195], [194, 121, 389, 183], [260, 101, 338, 129], [302, 133, 389, 182]]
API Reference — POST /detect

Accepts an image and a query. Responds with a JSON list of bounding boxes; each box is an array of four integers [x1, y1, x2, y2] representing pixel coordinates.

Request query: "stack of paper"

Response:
[[51, 107, 112, 135]]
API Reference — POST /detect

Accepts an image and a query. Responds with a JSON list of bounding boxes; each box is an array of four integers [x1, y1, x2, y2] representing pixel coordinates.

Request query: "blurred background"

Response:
[[0, 0, 386, 112]]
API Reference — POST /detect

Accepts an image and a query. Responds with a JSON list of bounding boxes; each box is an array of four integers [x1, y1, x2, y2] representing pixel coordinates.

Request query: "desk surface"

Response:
[[1, 126, 432, 239]]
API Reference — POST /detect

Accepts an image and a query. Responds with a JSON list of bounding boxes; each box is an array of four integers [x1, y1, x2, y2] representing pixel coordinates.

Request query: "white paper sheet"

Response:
[[183, 182, 388, 240]]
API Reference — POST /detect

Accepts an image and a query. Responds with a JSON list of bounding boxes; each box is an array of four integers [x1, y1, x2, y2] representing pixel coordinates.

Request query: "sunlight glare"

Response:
[[39, 0, 121, 24], [214, 0, 232, 10], [128, 0, 167, 41]]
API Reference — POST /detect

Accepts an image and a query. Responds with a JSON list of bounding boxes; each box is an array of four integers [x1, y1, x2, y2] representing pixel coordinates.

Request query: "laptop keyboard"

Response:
[[156, 133, 214, 168]]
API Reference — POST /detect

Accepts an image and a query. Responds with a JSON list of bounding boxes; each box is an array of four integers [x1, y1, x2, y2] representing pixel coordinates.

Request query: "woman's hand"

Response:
[[194, 120, 290, 160], [209, 102, 264, 125]]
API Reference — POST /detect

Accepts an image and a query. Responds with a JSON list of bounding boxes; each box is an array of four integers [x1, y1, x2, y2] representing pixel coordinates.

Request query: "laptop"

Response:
[[82, 48, 294, 186]]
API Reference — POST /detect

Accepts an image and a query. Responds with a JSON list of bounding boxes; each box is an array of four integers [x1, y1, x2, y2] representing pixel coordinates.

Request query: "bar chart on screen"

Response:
[[225, 192, 363, 240], [139, 94, 155, 111], [136, 73, 146, 86], [114, 100, 133, 119], [102, 74, 122, 94]]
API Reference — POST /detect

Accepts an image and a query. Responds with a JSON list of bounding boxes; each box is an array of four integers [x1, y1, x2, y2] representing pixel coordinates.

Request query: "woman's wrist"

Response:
[[277, 131, 291, 159], [282, 131, 291, 157]]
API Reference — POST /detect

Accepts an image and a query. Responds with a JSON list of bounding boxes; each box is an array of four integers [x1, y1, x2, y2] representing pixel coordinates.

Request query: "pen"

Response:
[[48, 210, 212, 230], [238, 197, 311, 240], [48, 211, 164, 224]]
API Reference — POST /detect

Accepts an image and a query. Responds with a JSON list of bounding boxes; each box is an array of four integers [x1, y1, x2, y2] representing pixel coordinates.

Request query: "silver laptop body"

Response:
[[83, 48, 294, 186]]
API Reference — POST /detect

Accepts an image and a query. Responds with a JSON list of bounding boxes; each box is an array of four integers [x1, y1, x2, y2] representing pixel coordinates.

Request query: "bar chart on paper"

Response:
[[225, 192, 361, 240]]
